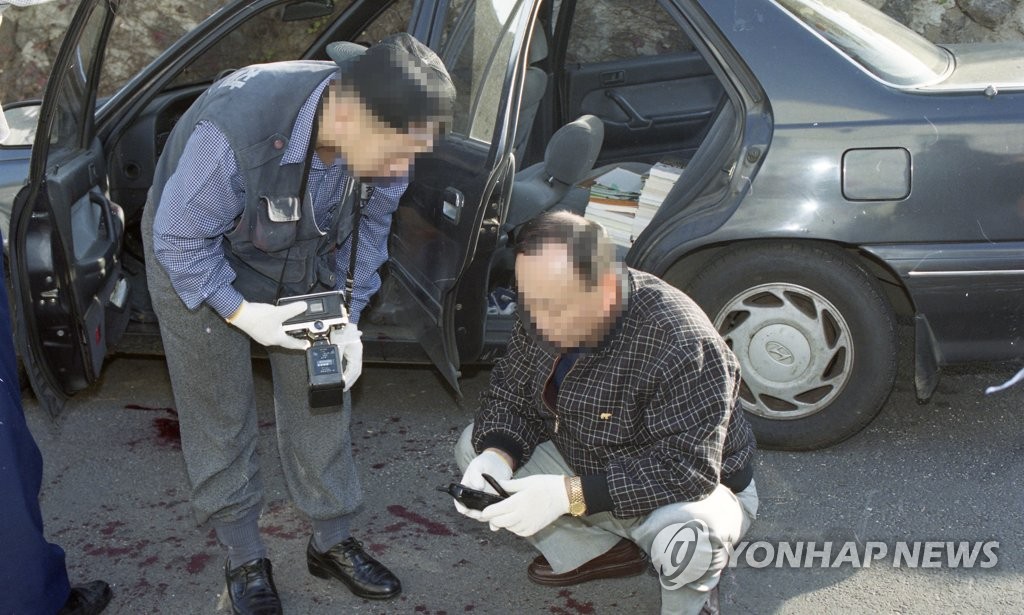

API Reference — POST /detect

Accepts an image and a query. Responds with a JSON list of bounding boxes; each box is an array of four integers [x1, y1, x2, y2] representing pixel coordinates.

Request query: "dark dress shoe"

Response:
[[225, 558, 282, 615], [527, 538, 648, 586], [307, 537, 401, 600], [57, 580, 112, 615]]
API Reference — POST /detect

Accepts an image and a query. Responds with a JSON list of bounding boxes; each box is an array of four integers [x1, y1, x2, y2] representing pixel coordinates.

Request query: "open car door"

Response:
[[385, 0, 540, 393], [9, 0, 128, 416]]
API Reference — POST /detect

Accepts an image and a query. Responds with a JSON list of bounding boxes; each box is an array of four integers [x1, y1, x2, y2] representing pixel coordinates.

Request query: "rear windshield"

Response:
[[776, 0, 953, 87]]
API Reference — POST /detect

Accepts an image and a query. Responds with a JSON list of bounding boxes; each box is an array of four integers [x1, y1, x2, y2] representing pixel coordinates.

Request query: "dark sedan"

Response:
[[7, 0, 1024, 449]]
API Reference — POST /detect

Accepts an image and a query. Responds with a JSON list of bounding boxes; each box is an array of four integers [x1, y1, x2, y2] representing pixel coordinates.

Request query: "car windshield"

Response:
[[776, 0, 953, 87]]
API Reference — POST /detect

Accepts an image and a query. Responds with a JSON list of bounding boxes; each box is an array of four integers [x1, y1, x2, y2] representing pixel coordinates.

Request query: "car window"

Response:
[[439, 0, 529, 144], [358, 0, 413, 44], [166, 0, 366, 89], [564, 0, 694, 65], [47, 2, 109, 153], [777, 0, 952, 87], [96, 0, 225, 99]]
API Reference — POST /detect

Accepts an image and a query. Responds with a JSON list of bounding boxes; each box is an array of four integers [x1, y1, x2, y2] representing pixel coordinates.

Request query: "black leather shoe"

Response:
[[57, 580, 112, 615], [225, 558, 282, 615], [307, 537, 401, 600]]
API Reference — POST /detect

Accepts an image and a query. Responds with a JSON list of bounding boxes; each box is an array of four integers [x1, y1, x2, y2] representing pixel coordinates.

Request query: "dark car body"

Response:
[[8, 0, 1024, 449]]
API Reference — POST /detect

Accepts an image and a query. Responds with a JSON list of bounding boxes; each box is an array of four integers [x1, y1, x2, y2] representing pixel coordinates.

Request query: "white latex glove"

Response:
[[454, 449, 514, 517], [227, 301, 309, 350], [477, 475, 570, 537], [330, 324, 362, 391]]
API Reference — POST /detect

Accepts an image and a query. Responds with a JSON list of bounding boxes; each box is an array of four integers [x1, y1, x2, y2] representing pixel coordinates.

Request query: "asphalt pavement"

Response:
[[22, 355, 1024, 614]]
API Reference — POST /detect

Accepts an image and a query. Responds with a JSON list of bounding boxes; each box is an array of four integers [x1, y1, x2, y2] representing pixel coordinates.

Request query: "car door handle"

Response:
[[442, 187, 464, 225], [605, 89, 653, 130], [600, 70, 625, 86]]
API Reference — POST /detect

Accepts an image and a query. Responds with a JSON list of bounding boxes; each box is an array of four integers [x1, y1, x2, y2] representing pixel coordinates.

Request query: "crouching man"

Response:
[[453, 212, 758, 614]]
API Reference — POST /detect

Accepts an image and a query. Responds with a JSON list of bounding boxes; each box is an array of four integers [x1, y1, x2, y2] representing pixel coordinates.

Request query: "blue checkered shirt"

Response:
[[153, 76, 406, 324]]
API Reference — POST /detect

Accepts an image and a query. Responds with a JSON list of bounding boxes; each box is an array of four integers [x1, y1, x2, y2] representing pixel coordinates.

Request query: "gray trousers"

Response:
[[142, 207, 362, 526], [455, 424, 758, 615]]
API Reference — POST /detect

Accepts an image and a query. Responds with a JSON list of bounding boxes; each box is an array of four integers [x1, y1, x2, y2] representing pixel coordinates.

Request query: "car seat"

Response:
[[513, 31, 549, 168], [503, 114, 605, 232]]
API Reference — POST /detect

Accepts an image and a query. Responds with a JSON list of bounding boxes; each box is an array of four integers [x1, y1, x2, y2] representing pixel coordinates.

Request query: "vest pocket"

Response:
[[252, 195, 300, 252]]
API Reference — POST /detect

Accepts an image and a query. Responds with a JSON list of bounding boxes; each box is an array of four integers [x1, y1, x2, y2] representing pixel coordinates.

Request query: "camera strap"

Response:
[[344, 181, 373, 311]]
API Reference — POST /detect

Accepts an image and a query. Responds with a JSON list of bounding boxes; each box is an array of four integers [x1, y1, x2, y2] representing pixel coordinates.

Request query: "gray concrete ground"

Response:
[[23, 356, 1024, 614]]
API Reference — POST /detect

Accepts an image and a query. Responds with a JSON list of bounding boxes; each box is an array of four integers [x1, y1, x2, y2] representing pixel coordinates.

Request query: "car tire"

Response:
[[685, 243, 897, 450]]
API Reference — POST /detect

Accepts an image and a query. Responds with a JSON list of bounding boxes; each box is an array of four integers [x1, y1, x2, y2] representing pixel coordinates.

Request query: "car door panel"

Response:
[[9, 0, 126, 414], [564, 52, 723, 164], [388, 113, 516, 393], [384, 0, 537, 392]]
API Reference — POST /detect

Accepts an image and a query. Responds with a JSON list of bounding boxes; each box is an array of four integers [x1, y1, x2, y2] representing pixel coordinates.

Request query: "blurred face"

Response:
[[318, 88, 437, 179], [515, 243, 619, 351]]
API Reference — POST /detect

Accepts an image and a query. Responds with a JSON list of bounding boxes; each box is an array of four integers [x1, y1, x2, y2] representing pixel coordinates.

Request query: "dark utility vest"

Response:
[[148, 60, 359, 303]]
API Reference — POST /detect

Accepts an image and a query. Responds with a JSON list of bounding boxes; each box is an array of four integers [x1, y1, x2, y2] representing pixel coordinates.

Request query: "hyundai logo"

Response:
[[765, 341, 794, 365]]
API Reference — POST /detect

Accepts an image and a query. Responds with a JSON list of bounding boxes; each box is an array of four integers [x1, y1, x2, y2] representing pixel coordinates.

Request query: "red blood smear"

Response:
[[385, 505, 455, 536]]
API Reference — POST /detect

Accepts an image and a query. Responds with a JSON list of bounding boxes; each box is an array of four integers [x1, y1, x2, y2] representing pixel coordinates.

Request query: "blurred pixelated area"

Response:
[[515, 214, 624, 351]]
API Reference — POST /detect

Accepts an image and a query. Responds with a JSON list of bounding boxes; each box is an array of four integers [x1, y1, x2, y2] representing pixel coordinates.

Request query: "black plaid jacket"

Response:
[[472, 269, 756, 519]]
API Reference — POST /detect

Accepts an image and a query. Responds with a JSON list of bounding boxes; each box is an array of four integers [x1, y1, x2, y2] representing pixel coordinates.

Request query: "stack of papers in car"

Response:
[[583, 168, 643, 247], [633, 161, 684, 238]]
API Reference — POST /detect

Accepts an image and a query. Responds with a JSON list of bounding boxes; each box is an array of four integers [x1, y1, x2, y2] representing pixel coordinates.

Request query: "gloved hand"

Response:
[[477, 474, 570, 537], [454, 449, 513, 517], [226, 301, 309, 350], [330, 324, 362, 391]]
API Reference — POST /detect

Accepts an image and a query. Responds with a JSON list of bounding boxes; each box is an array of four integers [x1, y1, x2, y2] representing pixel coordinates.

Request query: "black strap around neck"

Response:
[[344, 181, 373, 310]]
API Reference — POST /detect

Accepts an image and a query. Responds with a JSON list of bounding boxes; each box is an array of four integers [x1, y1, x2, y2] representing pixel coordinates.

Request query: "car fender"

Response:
[[638, 225, 945, 403]]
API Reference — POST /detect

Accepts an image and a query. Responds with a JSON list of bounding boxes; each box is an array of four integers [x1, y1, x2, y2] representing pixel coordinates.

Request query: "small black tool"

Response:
[[438, 473, 510, 511]]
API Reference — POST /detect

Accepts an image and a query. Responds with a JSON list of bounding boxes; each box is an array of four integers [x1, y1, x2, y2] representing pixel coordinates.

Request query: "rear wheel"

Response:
[[685, 243, 897, 450]]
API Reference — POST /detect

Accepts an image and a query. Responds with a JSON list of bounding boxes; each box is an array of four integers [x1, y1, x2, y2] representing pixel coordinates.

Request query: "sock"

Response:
[[214, 508, 266, 568], [311, 515, 352, 552]]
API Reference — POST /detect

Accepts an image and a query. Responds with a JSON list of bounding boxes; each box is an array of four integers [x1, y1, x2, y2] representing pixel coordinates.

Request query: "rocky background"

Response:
[[1, 0, 1023, 103]]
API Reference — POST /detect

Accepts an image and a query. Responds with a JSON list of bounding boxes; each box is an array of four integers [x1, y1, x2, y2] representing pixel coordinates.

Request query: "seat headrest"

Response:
[[529, 31, 548, 64], [544, 115, 604, 185]]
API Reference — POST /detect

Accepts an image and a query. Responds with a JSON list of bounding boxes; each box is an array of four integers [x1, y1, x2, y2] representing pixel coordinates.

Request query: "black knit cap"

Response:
[[326, 33, 455, 133]]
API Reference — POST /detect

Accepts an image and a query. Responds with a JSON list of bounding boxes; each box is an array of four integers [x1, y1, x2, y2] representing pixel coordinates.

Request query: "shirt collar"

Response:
[[281, 75, 335, 169], [585, 266, 632, 356]]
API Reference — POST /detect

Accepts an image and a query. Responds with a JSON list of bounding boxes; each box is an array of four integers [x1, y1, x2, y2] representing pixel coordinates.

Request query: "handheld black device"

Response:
[[438, 473, 510, 511], [276, 290, 349, 412]]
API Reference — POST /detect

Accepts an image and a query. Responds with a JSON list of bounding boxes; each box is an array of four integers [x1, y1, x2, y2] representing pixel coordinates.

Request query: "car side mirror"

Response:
[[1, 102, 41, 148], [281, 0, 334, 22]]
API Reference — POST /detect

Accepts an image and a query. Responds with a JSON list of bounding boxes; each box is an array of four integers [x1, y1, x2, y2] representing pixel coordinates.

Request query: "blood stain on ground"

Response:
[[549, 589, 595, 614], [99, 520, 125, 536], [153, 417, 181, 449], [139, 555, 160, 568], [186, 553, 213, 574], [386, 505, 455, 536], [262, 525, 302, 540]]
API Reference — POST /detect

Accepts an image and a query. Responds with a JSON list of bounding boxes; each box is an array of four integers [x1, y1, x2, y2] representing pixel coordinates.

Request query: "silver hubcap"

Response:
[[713, 283, 853, 420]]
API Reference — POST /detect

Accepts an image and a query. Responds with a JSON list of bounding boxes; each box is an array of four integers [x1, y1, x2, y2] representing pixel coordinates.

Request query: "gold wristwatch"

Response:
[[567, 476, 587, 517]]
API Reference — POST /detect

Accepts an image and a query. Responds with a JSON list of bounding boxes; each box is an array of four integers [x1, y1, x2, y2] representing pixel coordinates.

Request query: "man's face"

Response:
[[319, 88, 437, 179], [515, 243, 616, 351]]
